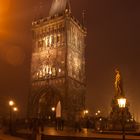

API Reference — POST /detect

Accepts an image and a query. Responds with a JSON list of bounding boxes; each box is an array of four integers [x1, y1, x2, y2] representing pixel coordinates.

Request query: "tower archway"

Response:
[[32, 86, 62, 119]]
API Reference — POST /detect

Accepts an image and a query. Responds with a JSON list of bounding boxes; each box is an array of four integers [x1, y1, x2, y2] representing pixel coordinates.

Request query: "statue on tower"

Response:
[[114, 69, 123, 96], [109, 69, 136, 131]]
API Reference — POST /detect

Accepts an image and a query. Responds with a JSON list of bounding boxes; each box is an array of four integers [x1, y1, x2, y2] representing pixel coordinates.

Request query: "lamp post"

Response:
[[117, 98, 126, 140], [51, 107, 55, 121], [9, 100, 14, 134], [13, 107, 18, 119], [51, 107, 55, 112]]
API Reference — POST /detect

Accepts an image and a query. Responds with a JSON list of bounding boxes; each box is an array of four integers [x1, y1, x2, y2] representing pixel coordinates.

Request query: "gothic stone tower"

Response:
[[29, 0, 87, 121]]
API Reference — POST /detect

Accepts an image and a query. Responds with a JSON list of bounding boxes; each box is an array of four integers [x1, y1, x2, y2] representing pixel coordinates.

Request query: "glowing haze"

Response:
[[0, 0, 140, 122]]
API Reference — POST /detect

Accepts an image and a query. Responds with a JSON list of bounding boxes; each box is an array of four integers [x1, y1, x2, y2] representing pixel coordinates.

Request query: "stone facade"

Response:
[[28, 0, 87, 121]]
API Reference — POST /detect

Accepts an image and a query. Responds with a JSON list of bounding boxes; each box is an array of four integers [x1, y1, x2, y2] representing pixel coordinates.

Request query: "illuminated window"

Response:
[[36, 72, 39, 79], [52, 67, 56, 76], [46, 65, 49, 74], [49, 68, 52, 75], [45, 37, 49, 46], [43, 68, 46, 76], [57, 34, 61, 43], [39, 71, 43, 78]]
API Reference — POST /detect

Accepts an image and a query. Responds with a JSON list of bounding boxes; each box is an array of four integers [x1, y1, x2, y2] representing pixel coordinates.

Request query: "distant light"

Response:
[[58, 68, 61, 73], [51, 107, 55, 112], [84, 109, 89, 115], [95, 113, 98, 116], [9, 100, 14, 106], [13, 107, 18, 112], [85, 110, 89, 114], [98, 110, 101, 114]]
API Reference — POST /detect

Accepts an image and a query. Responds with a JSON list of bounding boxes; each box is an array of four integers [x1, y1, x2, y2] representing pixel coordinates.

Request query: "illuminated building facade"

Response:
[[29, 0, 87, 121]]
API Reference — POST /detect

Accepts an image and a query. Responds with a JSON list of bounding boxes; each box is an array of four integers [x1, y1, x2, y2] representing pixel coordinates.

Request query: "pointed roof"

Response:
[[49, 0, 71, 17]]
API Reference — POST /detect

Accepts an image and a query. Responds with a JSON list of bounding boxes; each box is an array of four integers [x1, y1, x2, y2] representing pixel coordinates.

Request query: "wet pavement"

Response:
[[18, 127, 140, 140], [41, 127, 140, 140]]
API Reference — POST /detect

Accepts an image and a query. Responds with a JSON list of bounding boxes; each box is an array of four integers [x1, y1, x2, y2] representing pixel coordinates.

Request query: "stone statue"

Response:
[[115, 69, 123, 96]]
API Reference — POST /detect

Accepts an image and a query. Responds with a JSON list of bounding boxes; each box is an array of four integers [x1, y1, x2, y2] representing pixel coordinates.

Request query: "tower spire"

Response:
[[49, 0, 71, 17]]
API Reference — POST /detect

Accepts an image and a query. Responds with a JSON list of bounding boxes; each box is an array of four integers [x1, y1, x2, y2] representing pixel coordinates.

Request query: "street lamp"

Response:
[[9, 100, 14, 134], [51, 107, 55, 121], [13, 107, 18, 112], [95, 110, 101, 116], [97, 110, 101, 114], [13, 107, 18, 122], [85, 110, 89, 114], [51, 107, 55, 112], [9, 100, 14, 106], [95, 113, 98, 116], [83, 110, 89, 117], [117, 98, 126, 140], [84, 110, 89, 115]]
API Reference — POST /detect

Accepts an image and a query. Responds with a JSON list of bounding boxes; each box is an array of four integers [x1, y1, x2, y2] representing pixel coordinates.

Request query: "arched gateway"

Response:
[[28, 0, 87, 122], [30, 86, 61, 119]]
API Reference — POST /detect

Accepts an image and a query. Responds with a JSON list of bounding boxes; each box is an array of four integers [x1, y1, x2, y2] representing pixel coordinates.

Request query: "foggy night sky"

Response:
[[0, 0, 140, 120]]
